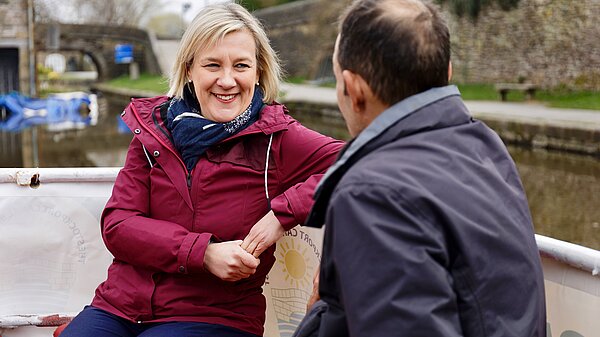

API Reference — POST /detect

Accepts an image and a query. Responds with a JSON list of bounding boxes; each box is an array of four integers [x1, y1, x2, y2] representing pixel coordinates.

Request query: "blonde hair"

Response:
[[167, 2, 282, 103]]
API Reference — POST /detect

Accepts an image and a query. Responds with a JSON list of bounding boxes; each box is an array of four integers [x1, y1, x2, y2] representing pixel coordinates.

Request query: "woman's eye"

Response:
[[204, 63, 219, 68], [235, 63, 250, 69]]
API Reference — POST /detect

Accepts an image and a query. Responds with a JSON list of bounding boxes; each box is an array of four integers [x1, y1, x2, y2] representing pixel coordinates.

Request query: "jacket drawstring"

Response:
[[142, 145, 154, 168], [264, 133, 274, 210]]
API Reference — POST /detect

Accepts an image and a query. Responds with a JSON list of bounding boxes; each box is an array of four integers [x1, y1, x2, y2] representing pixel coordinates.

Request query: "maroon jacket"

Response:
[[91, 96, 344, 335]]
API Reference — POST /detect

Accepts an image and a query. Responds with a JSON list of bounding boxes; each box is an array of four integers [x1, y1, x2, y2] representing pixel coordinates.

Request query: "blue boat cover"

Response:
[[0, 92, 95, 132]]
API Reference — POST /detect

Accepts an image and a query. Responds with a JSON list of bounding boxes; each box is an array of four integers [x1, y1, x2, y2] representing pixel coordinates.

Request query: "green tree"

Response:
[[240, 0, 301, 11], [437, 0, 520, 20]]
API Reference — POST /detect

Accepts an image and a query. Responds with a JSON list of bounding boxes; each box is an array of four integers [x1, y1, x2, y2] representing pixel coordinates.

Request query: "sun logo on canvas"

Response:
[[277, 238, 313, 289]]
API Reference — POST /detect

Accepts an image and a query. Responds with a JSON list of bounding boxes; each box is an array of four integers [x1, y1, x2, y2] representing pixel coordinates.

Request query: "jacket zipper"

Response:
[[128, 102, 198, 317], [129, 104, 190, 179]]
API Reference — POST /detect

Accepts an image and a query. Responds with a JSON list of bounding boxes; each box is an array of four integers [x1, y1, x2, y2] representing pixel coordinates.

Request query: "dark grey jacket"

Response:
[[304, 86, 546, 337]]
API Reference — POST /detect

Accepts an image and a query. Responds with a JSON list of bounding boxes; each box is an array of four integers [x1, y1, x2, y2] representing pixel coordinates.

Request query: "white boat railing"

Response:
[[0, 167, 121, 185], [536, 234, 600, 276], [0, 168, 598, 337]]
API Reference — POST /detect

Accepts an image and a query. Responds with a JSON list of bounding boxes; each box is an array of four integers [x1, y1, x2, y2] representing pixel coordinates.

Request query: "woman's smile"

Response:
[[215, 94, 236, 103], [214, 93, 238, 103]]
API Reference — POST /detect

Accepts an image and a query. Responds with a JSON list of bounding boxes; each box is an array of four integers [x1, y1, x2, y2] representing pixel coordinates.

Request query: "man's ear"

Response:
[[448, 61, 453, 82], [342, 70, 367, 113]]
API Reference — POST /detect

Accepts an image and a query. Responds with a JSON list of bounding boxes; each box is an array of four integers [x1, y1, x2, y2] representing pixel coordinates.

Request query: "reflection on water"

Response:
[[510, 146, 600, 251], [4, 99, 599, 250], [294, 110, 600, 250]]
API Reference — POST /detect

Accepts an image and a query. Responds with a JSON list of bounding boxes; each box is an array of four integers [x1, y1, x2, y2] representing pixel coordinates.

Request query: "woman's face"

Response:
[[188, 30, 259, 123]]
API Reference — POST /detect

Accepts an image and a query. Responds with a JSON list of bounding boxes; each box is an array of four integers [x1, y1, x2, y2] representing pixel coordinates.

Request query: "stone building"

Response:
[[0, 0, 34, 95], [0, 0, 32, 167]]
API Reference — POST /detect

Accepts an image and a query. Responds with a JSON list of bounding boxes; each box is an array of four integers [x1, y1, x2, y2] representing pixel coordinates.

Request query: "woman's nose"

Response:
[[217, 69, 236, 89]]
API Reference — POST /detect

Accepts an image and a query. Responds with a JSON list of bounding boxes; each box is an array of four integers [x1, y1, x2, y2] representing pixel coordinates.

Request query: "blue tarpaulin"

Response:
[[0, 92, 98, 132], [116, 114, 131, 134]]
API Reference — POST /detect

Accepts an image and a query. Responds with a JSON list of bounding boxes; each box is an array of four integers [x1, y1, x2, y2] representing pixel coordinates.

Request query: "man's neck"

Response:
[[359, 97, 390, 135]]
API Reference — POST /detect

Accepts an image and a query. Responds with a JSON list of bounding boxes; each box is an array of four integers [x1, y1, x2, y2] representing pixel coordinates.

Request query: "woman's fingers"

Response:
[[240, 235, 259, 256], [240, 248, 260, 269], [241, 211, 285, 257], [204, 240, 260, 281]]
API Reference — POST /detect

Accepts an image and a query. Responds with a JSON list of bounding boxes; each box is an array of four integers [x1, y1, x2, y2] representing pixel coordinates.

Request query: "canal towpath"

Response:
[[280, 83, 600, 155], [281, 83, 600, 130]]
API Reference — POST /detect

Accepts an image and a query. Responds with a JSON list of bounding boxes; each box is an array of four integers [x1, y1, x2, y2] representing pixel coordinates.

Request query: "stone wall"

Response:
[[256, 0, 600, 90], [254, 0, 341, 80], [0, 0, 27, 40], [447, 0, 600, 89]]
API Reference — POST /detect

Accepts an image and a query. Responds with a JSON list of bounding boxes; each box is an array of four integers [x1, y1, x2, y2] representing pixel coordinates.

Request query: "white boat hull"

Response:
[[0, 168, 598, 337]]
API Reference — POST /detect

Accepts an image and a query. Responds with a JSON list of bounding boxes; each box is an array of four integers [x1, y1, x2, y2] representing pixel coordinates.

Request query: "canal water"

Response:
[[509, 146, 600, 250], [4, 97, 600, 250]]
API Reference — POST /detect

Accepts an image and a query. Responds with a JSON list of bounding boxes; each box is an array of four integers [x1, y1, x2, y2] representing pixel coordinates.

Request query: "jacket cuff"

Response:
[[177, 232, 213, 274], [271, 190, 302, 231]]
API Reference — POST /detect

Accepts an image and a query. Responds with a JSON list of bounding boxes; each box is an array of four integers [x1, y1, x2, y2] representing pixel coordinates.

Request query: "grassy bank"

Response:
[[535, 90, 600, 110], [103, 74, 600, 111], [106, 74, 169, 94], [455, 83, 600, 110]]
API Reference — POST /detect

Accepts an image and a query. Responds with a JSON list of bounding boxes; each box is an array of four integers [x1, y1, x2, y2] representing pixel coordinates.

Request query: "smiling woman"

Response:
[[189, 30, 259, 122], [56, 3, 345, 337]]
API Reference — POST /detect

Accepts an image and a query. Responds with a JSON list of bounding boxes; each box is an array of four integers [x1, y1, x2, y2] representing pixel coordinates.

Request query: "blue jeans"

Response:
[[59, 306, 259, 337]]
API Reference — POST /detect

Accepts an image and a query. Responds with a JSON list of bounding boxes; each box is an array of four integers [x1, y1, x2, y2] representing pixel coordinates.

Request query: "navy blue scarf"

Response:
[[166, 85, 264, 172]]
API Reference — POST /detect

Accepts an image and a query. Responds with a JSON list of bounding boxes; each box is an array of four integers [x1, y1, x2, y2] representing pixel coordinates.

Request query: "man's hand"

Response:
[[203, 240, 260, 281], [306, 268, 320, 312], [241, 210, 285, 258]]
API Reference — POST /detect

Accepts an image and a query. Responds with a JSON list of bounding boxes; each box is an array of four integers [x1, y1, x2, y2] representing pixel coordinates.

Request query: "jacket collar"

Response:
[[305, 85, 464, 227], [229, 101, 290, 138], [320, 86, 460, 190]]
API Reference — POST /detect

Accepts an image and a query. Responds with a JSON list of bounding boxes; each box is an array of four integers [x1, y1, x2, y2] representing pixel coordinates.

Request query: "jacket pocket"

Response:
[[205, 134, 276, 172]]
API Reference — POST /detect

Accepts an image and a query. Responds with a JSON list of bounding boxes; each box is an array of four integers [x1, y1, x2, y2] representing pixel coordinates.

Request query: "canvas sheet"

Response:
[[0, 170, 322, 337]]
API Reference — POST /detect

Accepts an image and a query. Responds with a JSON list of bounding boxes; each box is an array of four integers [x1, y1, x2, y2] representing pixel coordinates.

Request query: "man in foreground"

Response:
[[298, 0, 546, 336]]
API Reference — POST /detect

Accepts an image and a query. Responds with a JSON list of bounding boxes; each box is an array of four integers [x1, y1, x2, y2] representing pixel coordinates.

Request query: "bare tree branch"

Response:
[[34, 0, 159, 27]]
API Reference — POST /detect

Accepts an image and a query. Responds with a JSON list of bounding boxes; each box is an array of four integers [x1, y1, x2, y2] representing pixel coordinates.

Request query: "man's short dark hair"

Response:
[[337, 0, 450, 105]]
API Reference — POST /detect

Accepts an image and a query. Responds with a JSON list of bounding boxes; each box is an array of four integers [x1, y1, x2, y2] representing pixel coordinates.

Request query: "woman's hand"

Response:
[[203, 240, 260, 282], [241, 210, 285, 258]]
